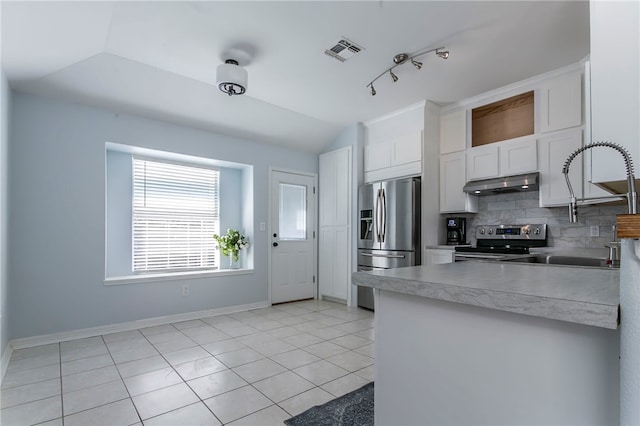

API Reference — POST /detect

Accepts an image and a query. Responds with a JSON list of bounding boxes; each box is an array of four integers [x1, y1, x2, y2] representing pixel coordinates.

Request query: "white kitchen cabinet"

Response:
[[538, 129, 583, 207], [499, 137, 538, 176], [440, 109, 467, 155], [364, 131, 422, 183], [319, 146, 351, 302], [440, 151, 478, 213], [319, 226, 349, 301], [539, 71, 582, 134], [589, 1, 639, 183], [466, 137, 537, 181], [319, 147, 350, 227], [467, 145, 499, 180], [425, 248, 455, 265]]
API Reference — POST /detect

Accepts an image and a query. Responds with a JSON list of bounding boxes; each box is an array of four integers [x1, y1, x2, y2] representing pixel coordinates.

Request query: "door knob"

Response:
[[273, 242, 278, 247]]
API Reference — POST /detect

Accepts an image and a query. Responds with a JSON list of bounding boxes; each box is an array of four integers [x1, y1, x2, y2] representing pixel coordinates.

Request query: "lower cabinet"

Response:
[[425, 249, 455, 265], [319, 226, 350, 301]]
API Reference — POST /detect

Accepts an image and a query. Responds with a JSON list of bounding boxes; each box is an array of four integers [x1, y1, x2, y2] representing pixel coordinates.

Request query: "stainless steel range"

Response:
[[454, 224, 547, 262]]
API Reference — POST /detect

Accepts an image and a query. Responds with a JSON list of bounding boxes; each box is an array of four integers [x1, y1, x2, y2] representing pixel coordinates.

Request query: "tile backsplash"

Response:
[[451, 190, 626, 248]]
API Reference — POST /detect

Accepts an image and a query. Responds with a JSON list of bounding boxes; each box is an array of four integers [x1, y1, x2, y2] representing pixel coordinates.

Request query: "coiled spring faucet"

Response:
[[562, 141, 638, 223]]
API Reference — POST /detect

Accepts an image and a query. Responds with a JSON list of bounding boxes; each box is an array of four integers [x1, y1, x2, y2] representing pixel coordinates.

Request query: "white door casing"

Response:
[[269, 170, 316, 304]]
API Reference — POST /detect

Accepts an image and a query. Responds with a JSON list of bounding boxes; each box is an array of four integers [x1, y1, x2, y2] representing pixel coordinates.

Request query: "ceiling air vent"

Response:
[[325, 38, 364, 62]]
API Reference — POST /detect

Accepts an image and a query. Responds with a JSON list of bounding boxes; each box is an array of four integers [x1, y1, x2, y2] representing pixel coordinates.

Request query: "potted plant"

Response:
[[213, 229, 249, 269]]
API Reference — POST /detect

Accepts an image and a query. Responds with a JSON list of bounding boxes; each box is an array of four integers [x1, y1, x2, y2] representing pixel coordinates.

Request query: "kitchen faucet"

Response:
[[562, 141, 638, 223]]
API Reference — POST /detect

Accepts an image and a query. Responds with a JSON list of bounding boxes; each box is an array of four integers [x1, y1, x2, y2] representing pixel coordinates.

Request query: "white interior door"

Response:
[[270, 170, 316, 304]]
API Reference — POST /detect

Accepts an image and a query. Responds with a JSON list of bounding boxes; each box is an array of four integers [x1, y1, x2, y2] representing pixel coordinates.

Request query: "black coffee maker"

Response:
[[446, 217, 467, 245]]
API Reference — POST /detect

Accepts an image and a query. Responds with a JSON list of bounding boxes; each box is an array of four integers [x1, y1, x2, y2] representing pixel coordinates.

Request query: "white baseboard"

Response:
[[1, 343, 12, 385], [9, 300, 270, 351]]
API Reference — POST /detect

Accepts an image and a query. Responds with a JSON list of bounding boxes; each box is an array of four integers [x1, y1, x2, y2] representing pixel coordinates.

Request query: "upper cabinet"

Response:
[[539, 72, 582, 134], [439, 109, 467, 154], [466, 137, 537, 181], [538, 129, 583, 207], [440, 151, 478, 213], [589, 1, 640, 184], [364, 103, 424, 183]]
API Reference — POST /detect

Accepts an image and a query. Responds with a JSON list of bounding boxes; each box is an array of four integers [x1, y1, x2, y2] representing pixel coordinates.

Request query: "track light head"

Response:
[[411, 59, 423, 70], [436, 49, 449, 59], [390, 70, 398, 82], [370, 85, 376, 96]]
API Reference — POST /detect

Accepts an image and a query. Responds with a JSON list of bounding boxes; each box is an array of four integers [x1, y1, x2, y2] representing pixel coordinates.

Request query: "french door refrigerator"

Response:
[[357, 177, 421, 310]]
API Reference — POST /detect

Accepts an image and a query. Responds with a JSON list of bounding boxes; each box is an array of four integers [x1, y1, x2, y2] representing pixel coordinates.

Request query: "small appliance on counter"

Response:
[[357, 177, 421, 310], [446, 217, 467, 245]]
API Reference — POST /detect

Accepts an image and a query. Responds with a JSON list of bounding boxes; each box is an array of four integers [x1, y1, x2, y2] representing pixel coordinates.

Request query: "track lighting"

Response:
[[436, 49, 450, 59], [366, 46, 450, 96]]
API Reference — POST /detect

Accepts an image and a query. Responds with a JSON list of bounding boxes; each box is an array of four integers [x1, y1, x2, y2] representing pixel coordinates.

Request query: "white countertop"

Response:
[[352, 261, 620, 329]]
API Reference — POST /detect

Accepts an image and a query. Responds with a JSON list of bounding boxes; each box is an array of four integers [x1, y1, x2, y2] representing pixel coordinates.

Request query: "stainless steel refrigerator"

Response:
[[357, 177, 421, 310]]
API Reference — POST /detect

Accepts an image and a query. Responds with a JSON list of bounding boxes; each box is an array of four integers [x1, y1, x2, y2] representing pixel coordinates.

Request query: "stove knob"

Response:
[[479, 228, 485, 235], [525, 229, 531, 235], [488, 229, 493, 235], [534, 228, 540, 235]]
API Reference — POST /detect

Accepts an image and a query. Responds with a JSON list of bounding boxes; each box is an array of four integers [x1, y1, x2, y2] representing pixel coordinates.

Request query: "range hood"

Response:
[[463, 173, 539, 195]]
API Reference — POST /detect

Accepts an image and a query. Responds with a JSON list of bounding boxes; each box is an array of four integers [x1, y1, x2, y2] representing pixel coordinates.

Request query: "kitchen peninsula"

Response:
[[353, 262, 620, 425]]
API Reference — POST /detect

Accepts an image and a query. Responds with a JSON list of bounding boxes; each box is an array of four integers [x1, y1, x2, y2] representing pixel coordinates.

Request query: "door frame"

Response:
[[268, 167, 318, 305]]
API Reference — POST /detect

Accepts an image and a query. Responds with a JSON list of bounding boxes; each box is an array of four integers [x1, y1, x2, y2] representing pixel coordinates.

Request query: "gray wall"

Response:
[[8, 92, 317, 340], [1, 71, 9, 356], [451, 190, 626, 248]]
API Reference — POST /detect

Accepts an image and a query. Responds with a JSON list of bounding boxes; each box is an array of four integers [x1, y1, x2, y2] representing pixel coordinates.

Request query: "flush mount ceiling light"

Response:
[[367, 46, 450, 96], [217, 48, 251, 96]]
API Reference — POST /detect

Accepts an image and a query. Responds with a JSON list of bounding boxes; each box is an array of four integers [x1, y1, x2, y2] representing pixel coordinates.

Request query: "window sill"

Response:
[[104, 268, 254, 286]]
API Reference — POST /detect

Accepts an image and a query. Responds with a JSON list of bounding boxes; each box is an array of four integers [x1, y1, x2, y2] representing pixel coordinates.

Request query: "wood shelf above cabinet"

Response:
[[472, 91, 534, 147]]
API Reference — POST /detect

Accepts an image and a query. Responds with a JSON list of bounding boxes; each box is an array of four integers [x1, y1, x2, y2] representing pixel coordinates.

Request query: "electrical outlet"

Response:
[[181, 284, 190, 296], [590, 226, 600, 237]]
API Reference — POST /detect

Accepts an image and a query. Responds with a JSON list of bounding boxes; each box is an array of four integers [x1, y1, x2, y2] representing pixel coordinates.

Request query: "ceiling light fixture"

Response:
[[217, 59, 247, 96], [366, 46, 450, 96]]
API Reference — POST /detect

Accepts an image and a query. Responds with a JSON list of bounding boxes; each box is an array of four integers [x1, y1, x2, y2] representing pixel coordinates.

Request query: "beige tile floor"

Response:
[[0, 299, 374, 425]]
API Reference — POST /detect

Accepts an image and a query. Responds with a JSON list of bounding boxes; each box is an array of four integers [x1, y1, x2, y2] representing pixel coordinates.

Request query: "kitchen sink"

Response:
[[502, 254, 608, 268]]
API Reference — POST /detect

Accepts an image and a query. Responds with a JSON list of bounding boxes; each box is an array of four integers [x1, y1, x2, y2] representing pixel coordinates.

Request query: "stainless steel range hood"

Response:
[[463, 173, 539, 195]]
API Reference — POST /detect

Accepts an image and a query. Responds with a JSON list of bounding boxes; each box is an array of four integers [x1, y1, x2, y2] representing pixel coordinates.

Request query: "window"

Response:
[[132, 157, 219, 272]]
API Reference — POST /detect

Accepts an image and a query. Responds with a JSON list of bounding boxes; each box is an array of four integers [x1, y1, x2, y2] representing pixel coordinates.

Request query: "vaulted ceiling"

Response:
[[1, 1, 590, 153]]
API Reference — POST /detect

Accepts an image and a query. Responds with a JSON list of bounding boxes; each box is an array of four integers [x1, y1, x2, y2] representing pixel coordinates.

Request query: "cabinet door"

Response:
[[364, 143, 391, 172], [319, 152, 336, 227], [539, 71, 582, 134], [319, 147, 351, 227], [440, 151, 478, 213], [499, 138, 538, 176], [590, 1, 639, 183], [440, 109, 467, 154], [425, 249, 454, 265], [319, 227, 349, 300], [467, 145, 499, 180], [392, 131, 422, 166], [538, 129, 583, 207]]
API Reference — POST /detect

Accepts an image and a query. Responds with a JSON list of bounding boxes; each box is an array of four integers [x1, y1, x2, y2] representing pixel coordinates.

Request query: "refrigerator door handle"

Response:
[[381, 188, 387, 243], [375, 188, 382, 241], [360, 253, 406, 259]]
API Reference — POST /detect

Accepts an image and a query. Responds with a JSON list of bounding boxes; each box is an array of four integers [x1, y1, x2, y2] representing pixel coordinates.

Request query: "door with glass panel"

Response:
[[270, 170, 316, 304]]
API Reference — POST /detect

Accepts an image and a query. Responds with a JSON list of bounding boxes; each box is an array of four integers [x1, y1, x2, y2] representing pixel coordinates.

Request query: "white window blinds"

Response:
[[132, 157, 219, 272]]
